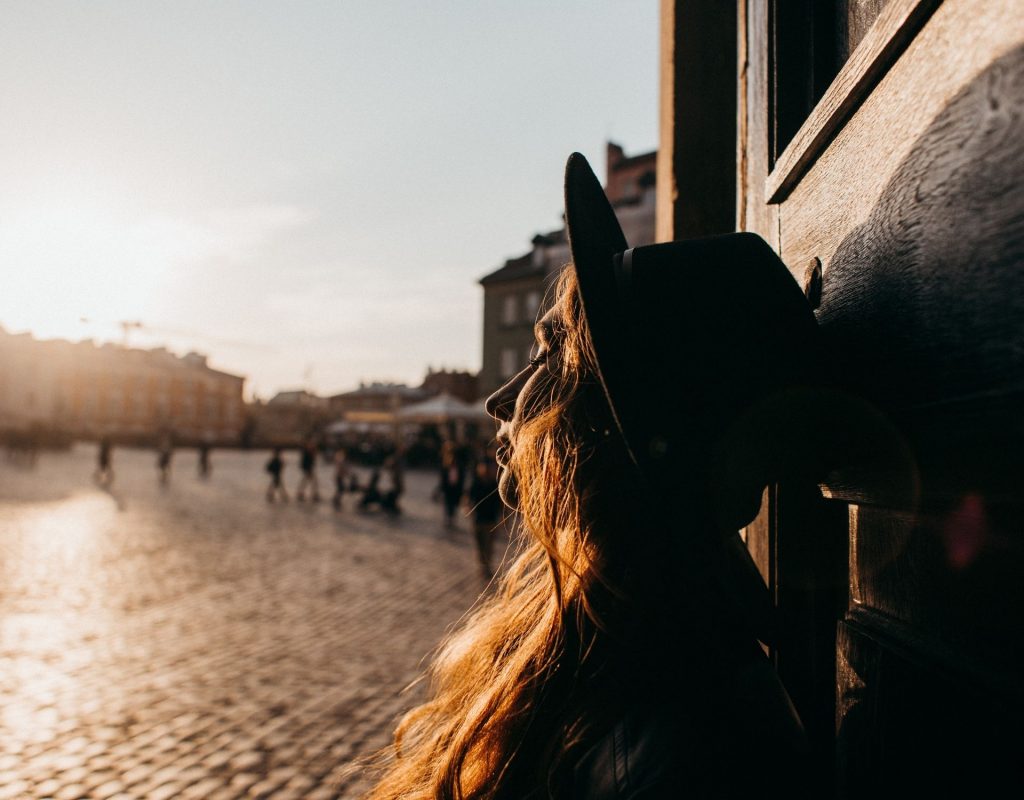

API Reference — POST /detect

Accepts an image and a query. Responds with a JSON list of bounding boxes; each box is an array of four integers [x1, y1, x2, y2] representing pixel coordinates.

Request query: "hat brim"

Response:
[[563, 152, 638, 465]]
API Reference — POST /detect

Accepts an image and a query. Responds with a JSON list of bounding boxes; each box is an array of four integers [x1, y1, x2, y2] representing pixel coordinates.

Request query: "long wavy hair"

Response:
[[366, 268, 678, 799]]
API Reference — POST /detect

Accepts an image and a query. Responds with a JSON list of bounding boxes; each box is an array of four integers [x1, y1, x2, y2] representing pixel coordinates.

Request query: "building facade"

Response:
[[477, 142, 655, 396], [0, 328, 245, 444], [420, 368, 479, 403], [244, 389, 333, 447], [327, 382, 431, 419]]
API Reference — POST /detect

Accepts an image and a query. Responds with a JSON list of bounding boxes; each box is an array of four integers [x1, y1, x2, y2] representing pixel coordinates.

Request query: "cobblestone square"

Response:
[[0, 445, 506, 799]]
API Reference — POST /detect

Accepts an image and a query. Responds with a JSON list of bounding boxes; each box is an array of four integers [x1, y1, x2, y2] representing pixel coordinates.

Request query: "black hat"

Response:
[[563, 152, 836, 642], [564, 152, 828, 533]]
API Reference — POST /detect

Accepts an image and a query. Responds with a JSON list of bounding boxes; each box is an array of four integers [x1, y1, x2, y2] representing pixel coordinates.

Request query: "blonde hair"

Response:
[[366, 269, 656, 799]]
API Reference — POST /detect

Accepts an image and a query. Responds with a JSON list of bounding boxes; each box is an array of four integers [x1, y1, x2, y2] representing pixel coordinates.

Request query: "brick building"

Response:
[[420, 368, 479, 403]]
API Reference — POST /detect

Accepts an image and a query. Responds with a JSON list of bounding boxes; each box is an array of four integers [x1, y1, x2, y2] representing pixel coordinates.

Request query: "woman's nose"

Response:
[[485, 370, 527, 422]]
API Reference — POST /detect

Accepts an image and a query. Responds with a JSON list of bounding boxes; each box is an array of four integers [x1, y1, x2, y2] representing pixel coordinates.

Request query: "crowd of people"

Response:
[[86, 436, 506, 577]]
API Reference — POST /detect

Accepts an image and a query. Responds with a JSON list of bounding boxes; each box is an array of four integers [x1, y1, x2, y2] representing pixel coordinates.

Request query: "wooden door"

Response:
[[737, 1, 1024, 795]]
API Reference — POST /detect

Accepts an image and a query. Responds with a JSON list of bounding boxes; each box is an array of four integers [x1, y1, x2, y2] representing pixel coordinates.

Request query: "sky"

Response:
[[0, 1, 658, 400]]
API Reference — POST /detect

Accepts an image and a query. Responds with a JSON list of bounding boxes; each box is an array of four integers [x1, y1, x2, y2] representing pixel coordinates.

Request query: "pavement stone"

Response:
[[1, 444, 512, 799]]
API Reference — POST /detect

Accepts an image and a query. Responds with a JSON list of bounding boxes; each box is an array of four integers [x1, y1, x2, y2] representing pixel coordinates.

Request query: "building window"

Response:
[[501, 294, 518, 326], [524, 290, 542, 323], [499, 347, 519, 380]]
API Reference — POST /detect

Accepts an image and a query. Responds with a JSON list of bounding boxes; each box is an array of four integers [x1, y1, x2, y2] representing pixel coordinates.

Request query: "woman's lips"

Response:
[[495, 431, 511, 466]]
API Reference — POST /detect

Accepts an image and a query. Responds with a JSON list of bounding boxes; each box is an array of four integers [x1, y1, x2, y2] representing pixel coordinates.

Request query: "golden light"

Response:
[[0, 180, 206, 344]]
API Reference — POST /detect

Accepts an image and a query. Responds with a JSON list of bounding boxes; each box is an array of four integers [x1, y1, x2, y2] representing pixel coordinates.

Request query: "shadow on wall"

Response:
[[820, 45, 1024, 797]]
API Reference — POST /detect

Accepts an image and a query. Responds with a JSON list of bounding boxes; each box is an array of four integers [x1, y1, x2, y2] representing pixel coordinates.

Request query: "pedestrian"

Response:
[[296, 438, 321, 502], [434, 440, 465, 529], [366, 153, 823, 798], [156, 435, 173, 485], [198, 442, 211, 479], [94, 436, 114, 488], [332, 448, 349, 511], [464, 444, 502, 580], [380, 454, 403, 516], [358, 466, 383, 511], [265, 447, 288, 503]]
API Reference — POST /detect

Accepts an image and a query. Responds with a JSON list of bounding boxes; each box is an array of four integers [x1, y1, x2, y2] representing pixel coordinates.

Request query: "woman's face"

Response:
[[485, 304, 562, 507]]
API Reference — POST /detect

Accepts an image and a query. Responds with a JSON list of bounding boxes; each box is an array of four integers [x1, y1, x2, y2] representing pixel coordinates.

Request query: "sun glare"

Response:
[[0, 186, 192, 344]]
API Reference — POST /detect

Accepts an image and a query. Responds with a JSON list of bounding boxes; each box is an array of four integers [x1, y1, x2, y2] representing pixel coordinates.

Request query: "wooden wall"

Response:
[[730, 0, 1024, 794]]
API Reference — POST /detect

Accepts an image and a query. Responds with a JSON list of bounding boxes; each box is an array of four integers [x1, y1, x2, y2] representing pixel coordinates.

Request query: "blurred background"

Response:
[[0, 2, 657, 798]]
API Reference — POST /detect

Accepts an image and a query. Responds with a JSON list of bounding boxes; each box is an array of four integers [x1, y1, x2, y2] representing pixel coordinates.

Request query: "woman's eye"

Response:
[[528, 344, 547, 367]]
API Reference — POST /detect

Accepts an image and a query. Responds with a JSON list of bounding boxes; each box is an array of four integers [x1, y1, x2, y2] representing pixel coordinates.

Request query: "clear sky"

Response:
[[0, 1, 658, 400]]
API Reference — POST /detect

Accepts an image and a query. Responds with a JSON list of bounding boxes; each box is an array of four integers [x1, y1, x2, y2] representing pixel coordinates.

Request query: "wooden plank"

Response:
[[766, 0, 942, 202], [795, 28, 1024, 504], [736, 0, 780, 246], [837, 611, 1024, 793], [779, 0, 1023, 278], [656, 0, 737, 241]]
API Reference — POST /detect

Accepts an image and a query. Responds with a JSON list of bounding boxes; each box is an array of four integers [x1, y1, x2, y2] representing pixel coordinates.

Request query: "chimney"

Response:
[[607, 141, 625, 173]]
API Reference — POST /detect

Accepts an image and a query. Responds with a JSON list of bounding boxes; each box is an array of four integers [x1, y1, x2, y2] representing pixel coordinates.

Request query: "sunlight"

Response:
[[0, 184, 207, 343]]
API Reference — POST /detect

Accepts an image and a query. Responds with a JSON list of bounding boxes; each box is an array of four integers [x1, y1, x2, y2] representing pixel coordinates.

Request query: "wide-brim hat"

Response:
[[564, 152, 831, 640], [564, 152, 826, 516]]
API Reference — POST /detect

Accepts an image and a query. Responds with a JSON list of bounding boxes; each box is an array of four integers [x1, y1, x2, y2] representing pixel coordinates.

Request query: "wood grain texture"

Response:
[[850, 501, 1024, 674], [779, 0, 1022, 279], [657, 0, 736, 240], [779, 1, 1023, 505], [737, 0, 780, 246], [837, 611, 1023, 794], [737, 0, 779, 579], [750, 3, 1024, 791], [766, 0, 942, 202], [819, 43, 1024, 502]]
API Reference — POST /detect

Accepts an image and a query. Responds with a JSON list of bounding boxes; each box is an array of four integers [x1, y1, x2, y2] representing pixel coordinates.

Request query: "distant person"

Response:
[[381, 455, 403, 515], [94, 437, 114, 488], [197, 443, 211, 479], [434, 440, 466, 529], [358, 460, 401, 516], [156, 435, 174, 485], [296, 439, 321, 502], [358, 466, 383, 512], [465, 445, 502, 580], [332, 449, 350, 511], [265, 447, 288, 502]]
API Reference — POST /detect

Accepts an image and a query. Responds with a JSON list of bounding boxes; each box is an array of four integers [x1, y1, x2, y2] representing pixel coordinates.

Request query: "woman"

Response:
[[367, 154, 819, 798]]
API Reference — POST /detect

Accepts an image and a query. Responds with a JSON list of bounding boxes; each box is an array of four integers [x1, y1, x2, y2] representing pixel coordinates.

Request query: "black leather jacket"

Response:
[[567, 653, 810, 798]]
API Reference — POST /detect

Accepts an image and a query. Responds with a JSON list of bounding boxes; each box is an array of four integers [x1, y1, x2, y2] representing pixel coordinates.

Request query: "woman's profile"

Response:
[[366, 153, 823, 798]]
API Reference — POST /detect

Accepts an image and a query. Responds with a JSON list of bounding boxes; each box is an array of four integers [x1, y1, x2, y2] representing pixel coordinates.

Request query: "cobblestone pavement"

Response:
[[0, 444, 511, 799]]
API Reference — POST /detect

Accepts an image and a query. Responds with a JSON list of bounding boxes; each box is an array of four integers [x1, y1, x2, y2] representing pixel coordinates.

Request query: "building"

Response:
[[659, 1, 1023, 793], [420, 368, 479, 403], [477, 142, 655, 395], [244, 390, 332, 447], [0, 327, 246, 444], [327, 382, 431, 420]]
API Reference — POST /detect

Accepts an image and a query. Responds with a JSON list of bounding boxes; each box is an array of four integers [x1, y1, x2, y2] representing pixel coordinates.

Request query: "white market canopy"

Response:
[[395, 392, 492, 424]]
